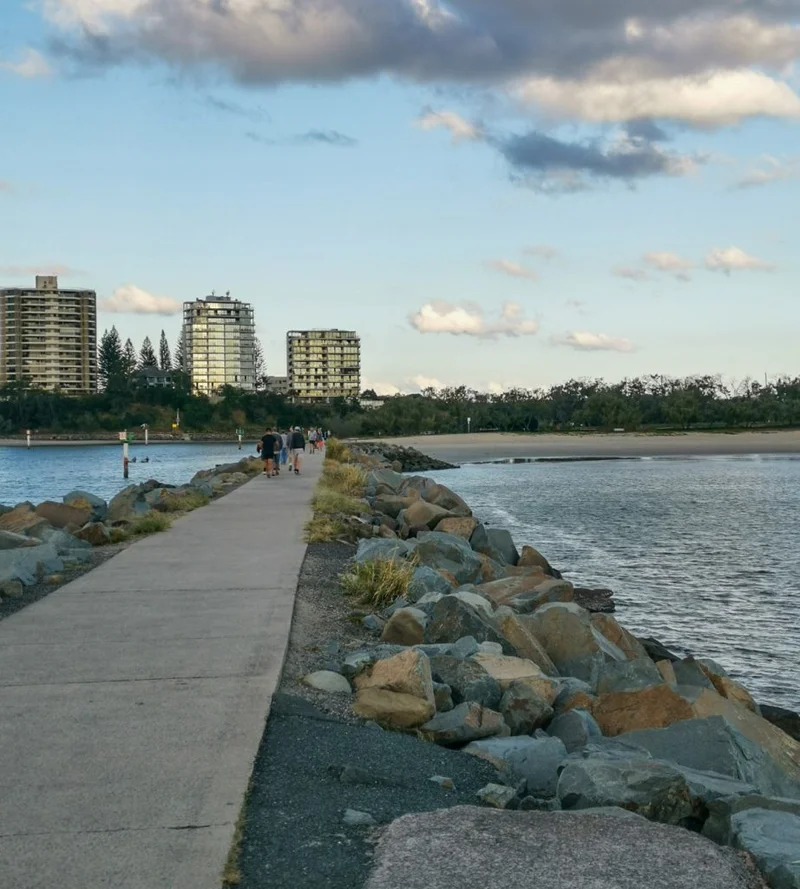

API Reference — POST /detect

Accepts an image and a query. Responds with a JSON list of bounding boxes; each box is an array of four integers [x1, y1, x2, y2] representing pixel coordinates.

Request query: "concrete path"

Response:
[[0, 455, 323, 889]]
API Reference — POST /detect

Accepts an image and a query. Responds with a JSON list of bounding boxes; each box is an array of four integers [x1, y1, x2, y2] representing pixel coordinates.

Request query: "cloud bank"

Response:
[[553, 331, 635, 353], [409, 300, 539, 339], [643, 251, 695, 281], [486, 260, 538, 282], [705, 246, 776, 273], [100, 284, 182, 315], [1, 48, 52, 78]]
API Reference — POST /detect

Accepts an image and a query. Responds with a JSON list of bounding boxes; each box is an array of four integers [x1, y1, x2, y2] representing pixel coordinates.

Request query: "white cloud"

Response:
[[361, 378, 402, 396], [0, 264, 83, 277], [705, 247, 776, 273], [524, 245, 559, 261], [734, 155, 800, 189], [553, 331, 635, 353], [415, 110, 481, 142], [612, 266, 649, 282], [100, 284, 182, 315], [409, 374, 447, 392], [409, 300, 539, 339], [486, 259, 538, 282], [643, 251, 695, 281], [517, 68, 800, 128], [0, 49, 53, 79]]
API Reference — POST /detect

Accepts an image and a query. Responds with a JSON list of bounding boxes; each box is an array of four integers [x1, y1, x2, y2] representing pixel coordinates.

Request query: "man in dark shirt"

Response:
[[290, 426, 305, 475], [259, 427, 279, 477]]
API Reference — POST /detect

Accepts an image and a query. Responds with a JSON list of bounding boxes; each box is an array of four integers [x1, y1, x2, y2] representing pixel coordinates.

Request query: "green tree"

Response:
[[98, 327, 125, 391], [174, 329, 185, 371], [159, 330, 172, 371], [253, 337, 266, 390], [123, 338, 138, 379], [139, 336, 158, 369]]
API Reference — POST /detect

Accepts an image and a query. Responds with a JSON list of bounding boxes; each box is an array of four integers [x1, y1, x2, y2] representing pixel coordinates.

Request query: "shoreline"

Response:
[[0, 436, 246, 448]]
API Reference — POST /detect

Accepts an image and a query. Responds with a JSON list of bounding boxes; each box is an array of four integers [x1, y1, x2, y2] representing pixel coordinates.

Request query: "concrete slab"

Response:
[[0, 457, 322, 889]]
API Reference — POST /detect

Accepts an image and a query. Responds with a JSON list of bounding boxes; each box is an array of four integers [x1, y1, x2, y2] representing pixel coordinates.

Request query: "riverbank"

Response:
[[373, 430, 800, 462]]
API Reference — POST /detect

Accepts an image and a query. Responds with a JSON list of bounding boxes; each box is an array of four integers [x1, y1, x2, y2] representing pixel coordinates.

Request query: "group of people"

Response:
[[256, 427, 330, 477]]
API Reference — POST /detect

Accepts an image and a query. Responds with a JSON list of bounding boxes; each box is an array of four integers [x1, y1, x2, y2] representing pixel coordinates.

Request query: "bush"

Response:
[[340, 557, 415, 609], [322, 461, 366, 497], [325, 438, 351, 463], [312, 488, 366, 517], [129, 513, 172, 536], [159, 490, 210, 513], [304, 515, 347, 543]]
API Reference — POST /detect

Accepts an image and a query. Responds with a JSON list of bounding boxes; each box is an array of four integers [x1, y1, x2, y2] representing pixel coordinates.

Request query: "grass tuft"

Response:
[[129, 513, 172, 536], [159, 490, 211, 513], [304, 514, 348, 543], [325, 438, 351, 463], [109, 527, 129, 544], [322, 460, 366, 497], [312, 488, 366, 517], [340, 557, 415, 609]]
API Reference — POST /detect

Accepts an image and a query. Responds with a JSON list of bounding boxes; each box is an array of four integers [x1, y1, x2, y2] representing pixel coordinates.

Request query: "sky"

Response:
[[1, 1, 798, 395]]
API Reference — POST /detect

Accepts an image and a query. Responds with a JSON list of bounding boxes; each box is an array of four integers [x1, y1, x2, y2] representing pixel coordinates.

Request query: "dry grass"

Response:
[[312, 488, 366, 517], [322, 460, 366, 497], [325, 438, 351, 463], [340, 556, 416, 609], [304, 514, 348, 543], [221, 798, 248, 886], [158, 490, 210, 513], [129, 513, 172, 536]]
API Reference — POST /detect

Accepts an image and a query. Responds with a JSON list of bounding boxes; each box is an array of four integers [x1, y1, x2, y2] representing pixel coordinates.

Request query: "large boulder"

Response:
[[761, 705, 800, 743], [477, 573, 548, 609], [380, 608, 427, 646], [414, 532, 482, 585], [595, 657, 666, 695], [524, 602, 627, 684], [591, 614, 650, 661], [365, 467, 405, 494], [406, 565, 453, 602], [429, 655, 502, 710], [730, 809, 800, 889], [507, 578, 575, 614], [503, 735, 568, 797], [592, 683, 695, 736], [548, 709, 603, 753], [0, 543, 63, 586], [420, 702, 506, 746], [696, 661, 760, 714], [500, 680, 554, 735], [354, 537, 414, 565], [673, 657, 717, 692], [703, 794, 800, 845], [76, 522, 112, 546], [425, 597, 513, 654], [0, 530, 38, 550], [402, 499, 454, 530], [557, 758, 694, 824], [437, 516, 479, 540], [373, 495, 418, 519], [518, 545, 558, 575], [107, 485, 153, 523], [471, 653, 554, 693], [470, 525, 519, 565], [353, 688, 434, 728], [34, 500, 91, 529], [63, 490, 108, 521], [463, 736, 543, 770], [0, 504, 51, 537], [475, 552, 508, 583], [364, 807, 765, 889], [422, 483, 472, 517], [493, 609, 558, 675], [354, 648, 435, 708]]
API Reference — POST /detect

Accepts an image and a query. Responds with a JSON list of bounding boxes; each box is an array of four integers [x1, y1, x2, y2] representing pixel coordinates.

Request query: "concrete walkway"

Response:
[[0, 455, 323, 889]]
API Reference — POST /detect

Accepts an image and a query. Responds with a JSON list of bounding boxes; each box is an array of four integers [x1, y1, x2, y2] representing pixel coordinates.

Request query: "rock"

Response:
[[617, 715, 800, 799], [430, 775, 455, 790], [548, 709, 603, 753], [75, 522, 111, 546], [592, 683, 696, 736], [406, 566, 453, 602], [761, 705, 800, 743], [470, 525, 519, 565], [0, 504, 51, 537], [0, 579, 24, 598], [32, 500, 90, 530], [552, 678, 596, 717], [44, 574, 65, 584], [477, 573, 548, 609], [730, 809, 800, 889], [414, 532, 483, 585], [640, 636, 681, 663], [672, 656, 717, 691], [373, 495, 418, 519], [464, 736, 542, 770], [354, 537, 414, 564], [500, 680, 554, 735], [421, 483, 471, 517], [433, 682, 454, 712], [524, 602, 627, 685], [303, 671, 352, 694], [475, 552, 508, 583], [504, 736, 568, 798], [64, 490, 108, 521], [595, 657, 666, 695], [703, 794, 800, 845], [365, 467, 406, 493], [381, 608, 427, 645], [591, 614, 650, 660], [656, 660, 678, 685], [451, 635, 479, 658], [472, 653, 551, 692], [421, 702, 506, 746], [697, 662, 760, 714], [0, 530, 39, 550], [45, 529, 91, 555], [435, 516, 479, 540], [403, 499, 454, 530], [508, 578, 576, 614], [429, 655, 502, 710], [573, 588, 616, 614], [477, 783, 518, 809], [447, 589, 494, 619], [400, 475, 437, 496], [343, 809, 378, 827], [0, 543, 63, 586], [493, 609, 558, 675], [362, 614, 386, 633], [355, 648, 435, 707], [363, 806, 763, 889], [558, 758, 694, 824], [425, 596, 514, 654], [518, 545, 557, 575], [353, 688, 435, 728], [107, 485, 153, 523]]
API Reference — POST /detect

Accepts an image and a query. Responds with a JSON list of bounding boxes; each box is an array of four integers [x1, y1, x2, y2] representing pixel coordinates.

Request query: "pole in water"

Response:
[[122, 431, 129, 479], [26, 429, 31, 449]]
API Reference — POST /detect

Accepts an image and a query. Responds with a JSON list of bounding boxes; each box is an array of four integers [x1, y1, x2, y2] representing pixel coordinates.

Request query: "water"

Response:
[[427, 456, 800, 711], [0, 442, 258, 505]]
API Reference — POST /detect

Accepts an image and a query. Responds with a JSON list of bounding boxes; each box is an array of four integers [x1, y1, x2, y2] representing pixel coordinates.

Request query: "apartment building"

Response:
[[286, 329, 361, 401], [0, 275, 97, 394], [182, 293, 256, 395]]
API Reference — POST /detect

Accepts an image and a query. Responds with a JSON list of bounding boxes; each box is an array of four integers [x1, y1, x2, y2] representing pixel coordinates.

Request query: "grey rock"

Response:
[[364, 806, 761, 889], [557, 757, 693, 824], [433, 682, 454, 713], [366, 468, 406, 493], [595, 657, 665, 695], [407, 565, 453, 602], [477, 783, 518, 809], [381, 597, 410, 619], [703, 794, 800, 845], [551, 678, 594, 716], [354, 538, 413, 565], [470, 524, 519, 566], [500, 680, 554, 736], [303, 671, 352, 694], [547, 709, 602, 753], [413, 644, 453, 658], [425, 597, 514, 655], [362, 614, 386, 633], [464, 736, 544, 770], [339, 647, 404, 679], [343, 808, 378, 827], [730, 809, 800, 889], [639, 636, 681, 663], [413, 531, 483, 585], [476, 641, 505, 656], [421, 702, 506, 746], [63, 489, 108, 520], [0, 530, 38, 550], [0, 543, 63, 586], [429, 775, 455, 790], [518, 796, 560, 811], [0, 579, 24, 598], [452, 636, 480, 659], [504, 736, 568, 798], [46, 529, 92, 555], [760, 705, 800, 743], [430, 655, 502, 710], [673, 656, 716, 691]]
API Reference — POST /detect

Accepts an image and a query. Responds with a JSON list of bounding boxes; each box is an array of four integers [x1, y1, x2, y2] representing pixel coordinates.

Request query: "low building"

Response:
[[286, 329, 360, 402], [136, 367, 176, 388], [265, 375, 290, 396]]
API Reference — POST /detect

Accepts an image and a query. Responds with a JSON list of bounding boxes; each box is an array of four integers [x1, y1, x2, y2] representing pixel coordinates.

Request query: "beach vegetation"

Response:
[[311, 488, 365, 518], [322, 461, 366, 497], [158, 490, 210, 513], [325, 438, 351, 462], [339, 557, 416, 609], [304, 514, 348, 543], [129, 513, 172, 535]]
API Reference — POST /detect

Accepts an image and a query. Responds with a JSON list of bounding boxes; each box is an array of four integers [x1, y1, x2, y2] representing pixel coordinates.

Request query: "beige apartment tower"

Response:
[[286, 329, 361, 401], [0, 276, 97, 394], [183, 294, 256, 396]]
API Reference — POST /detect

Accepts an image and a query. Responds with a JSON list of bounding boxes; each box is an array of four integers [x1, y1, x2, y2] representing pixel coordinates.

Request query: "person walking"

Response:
[[258, 427, 279, 478], [290, 426, 305, 475], [280, 430, 289, 468], [309, 428, 318, 453]]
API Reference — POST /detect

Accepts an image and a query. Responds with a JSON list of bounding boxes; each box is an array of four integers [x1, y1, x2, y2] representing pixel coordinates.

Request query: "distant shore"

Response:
[[0, 436, 244, 448], [371, 430, 800, 462]]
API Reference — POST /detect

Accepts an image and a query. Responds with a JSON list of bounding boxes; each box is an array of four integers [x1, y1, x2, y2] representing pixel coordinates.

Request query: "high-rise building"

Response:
[[0, 275, 97, 395], [286, 329, 361, 401], [183, 293, 256, 396]]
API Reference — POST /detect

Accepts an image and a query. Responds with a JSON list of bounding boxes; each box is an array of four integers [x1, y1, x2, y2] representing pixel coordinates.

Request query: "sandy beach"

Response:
[[371, 430, 800, 463]]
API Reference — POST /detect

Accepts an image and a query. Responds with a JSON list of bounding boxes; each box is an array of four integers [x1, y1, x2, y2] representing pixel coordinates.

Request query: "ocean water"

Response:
[[427, 456, 800, 711], [0, 442, 260, 505]]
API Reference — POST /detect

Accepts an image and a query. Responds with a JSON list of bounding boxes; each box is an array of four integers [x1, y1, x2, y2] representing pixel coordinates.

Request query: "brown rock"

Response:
[[518, 545, 556, 574], [472, 653, 551, 692], [558, 689, 596, 715], [591, 614, 649, 660], [381, 609, 426, 646], [697, 663, 759, 714], [378, 525, 398, 539], [353, 688, 435, 728], [354, 648, 435, 706], [404, 499, 453, 530], [0, 580, 24, 598], [0, 505, 51, 537], [500, 680, 555, 734], [422, 483, 472, 517], [656, 660, 677, 685], [592, 684, 696, 737], [508, 578, 575, 614], [421, 702, 506, 745], [76, 522, 112, 546], [374, 495, 419, 519], [494, 609, 558, 675], [476, 553, 508, 584], [34, 501, 91, 529], [436, 517, 479, 539], [478, 573, 548, 609]]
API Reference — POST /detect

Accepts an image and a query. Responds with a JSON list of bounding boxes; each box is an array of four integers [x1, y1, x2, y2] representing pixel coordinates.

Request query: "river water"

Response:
[[428, 456, 800, 711]]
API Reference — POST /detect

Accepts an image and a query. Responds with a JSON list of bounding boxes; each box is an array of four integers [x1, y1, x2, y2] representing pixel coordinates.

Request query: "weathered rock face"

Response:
[[548, 709, 603, 753], [373, 494, 418, 519], [594, 658, 666, 695], [354, 648, 435, 708], [0, 543, 63, 586], [353, 688, 435, 728], [558, 758, 694, 825], [75, 522, 111, 546], [730, 808, 800, 889], [696, 661, 760, 714], [494, 609, 558, 675], [0, 505, 51, 537], [406, 565, 453, 602], [592, 683, 695, 736], [552, 678, 596, 717], [414, 532, 482, 585], [365, 467, 406, 493], [425, 597, 513, 654], [470, 525, 519, 566], [436, 516, 479, 540], [0, 530, 38, 550], [422, 484, 472, 517], [518, 545, 557, 575], [429, 655, 502, 710], [475, 553, 508, 584], [524, 602, 627, 684], [421, 702, 506, 745], [354, 538, 414, 565], [380, 608, 427, 646], [591, 614, 650, 661], [702, 793, 800, 845], [364, 806, 765, 889], [63, 490, 108, 521], [508, 578, 575, 614], [471, 654, 551, 691], [500, 680, 554, 735], [403, 499, 454, 531], [107, 486, 153, 523], [503, 735, 568, 797]]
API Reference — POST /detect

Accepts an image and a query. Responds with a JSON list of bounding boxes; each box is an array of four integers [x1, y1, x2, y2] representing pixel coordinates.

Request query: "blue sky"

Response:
[[1, 1, 799, 394]]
